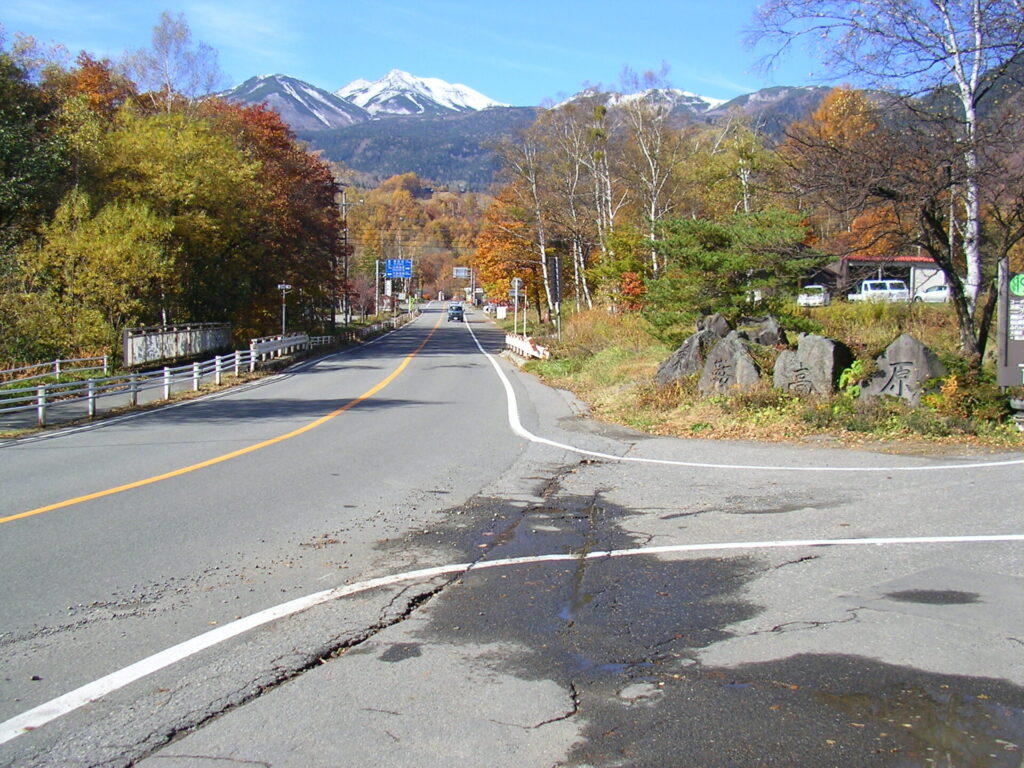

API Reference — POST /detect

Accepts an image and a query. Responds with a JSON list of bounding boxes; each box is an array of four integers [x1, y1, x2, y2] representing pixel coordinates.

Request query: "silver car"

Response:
[[913, 284, 950, 303]]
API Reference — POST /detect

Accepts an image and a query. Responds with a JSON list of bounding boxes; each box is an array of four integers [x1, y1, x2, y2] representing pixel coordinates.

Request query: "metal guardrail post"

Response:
[[37, 385, 46, 427], [87, 379, 96, 418], [103, 356, 109, 375], [193, 361, 201, 391], [215, 355, 222, 386], [163, 367, 171, 400], [249, 342, 257, 372], [130, 374, 139, 406]]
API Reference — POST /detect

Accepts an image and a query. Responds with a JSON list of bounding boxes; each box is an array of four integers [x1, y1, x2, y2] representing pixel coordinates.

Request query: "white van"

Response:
[[847, 279, 910, 302]]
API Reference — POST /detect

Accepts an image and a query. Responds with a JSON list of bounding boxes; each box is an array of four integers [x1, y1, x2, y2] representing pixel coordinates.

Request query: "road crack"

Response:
[[13, 579, 462, 768], [487, 682, 581, 730], [764, 608, 863, 635]]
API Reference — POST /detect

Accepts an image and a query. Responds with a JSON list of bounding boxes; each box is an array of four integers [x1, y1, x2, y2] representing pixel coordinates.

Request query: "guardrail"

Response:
[[0, 355, 109, 385], [0, 351, 258, 427], [505, 334, 550, 360], [1, 315, 421, 428], [249, 333, 310, 361]]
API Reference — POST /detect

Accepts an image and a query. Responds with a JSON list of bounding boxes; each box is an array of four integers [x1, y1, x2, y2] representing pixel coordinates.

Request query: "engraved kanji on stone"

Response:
[[859, 334, 947, 406], [879, 361, 913, 398], [712, 358, 734, 388], [785, 364, 814, 395]]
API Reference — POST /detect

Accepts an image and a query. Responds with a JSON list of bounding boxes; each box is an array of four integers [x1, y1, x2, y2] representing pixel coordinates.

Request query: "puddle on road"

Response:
[[886, 589, 982, 605], [402, 492, 1024, 766], [816, 676, 1024, 767], [423, 492, 758, 682]]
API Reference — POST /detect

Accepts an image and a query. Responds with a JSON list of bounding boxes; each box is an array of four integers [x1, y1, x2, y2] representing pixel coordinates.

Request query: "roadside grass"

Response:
[[528, 303, 1023, 450]]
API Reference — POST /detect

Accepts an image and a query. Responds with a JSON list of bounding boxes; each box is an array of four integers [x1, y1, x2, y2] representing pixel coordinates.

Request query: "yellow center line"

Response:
[[0, 312, 444, 526]]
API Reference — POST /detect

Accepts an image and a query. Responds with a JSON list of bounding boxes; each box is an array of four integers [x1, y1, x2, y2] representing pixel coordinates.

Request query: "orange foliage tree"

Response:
[[202, 100, 341, 335], [473, 187, 544, 320]]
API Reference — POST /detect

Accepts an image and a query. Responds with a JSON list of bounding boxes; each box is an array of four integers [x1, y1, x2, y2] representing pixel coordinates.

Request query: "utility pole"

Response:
[[337, 187, 362, 326]]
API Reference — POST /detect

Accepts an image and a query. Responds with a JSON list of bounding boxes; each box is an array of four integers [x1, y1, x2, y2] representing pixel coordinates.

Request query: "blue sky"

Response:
[[1, 0, 832, 105]]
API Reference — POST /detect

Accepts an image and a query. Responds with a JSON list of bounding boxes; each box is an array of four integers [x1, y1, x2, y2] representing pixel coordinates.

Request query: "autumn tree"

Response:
[[90, 106, 264, 325], [19, 188, 172, 335], [202, 100, 341, 335], [473, 187, 546, 323], [753, 0, 1024, 361]]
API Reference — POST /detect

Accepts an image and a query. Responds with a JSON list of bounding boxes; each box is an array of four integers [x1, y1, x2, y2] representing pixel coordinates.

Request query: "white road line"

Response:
[[3, 533, 1023, 745], [464, 321, 1024, 472], [3, 314, 1022, 745]]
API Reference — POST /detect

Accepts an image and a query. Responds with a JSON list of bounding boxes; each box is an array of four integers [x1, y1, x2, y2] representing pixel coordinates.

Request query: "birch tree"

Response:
[[753, 0, 1024, 307], [535, 101, 598, 309], [616, 69, 692, 278], [120, 12, 221, 111], [495, 131, 556, 316], [753, 0, 1024, 361]]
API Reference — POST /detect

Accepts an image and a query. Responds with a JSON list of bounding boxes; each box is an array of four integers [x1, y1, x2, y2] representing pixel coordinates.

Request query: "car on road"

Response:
[[913, 284, 950, 303], [447, 304, 464, 321], [846, 279, 910, 302], [796, 284, 830, 307]]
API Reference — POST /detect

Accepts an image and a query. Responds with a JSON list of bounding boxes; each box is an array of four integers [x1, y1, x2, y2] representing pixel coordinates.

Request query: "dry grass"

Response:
[[529, 303, 1023, 451]]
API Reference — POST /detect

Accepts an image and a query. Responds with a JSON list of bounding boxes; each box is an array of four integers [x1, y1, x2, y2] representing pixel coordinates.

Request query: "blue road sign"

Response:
[[385, 259, 412, 278]]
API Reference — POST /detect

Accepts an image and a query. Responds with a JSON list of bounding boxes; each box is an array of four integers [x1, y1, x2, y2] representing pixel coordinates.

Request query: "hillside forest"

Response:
[[3, 5, 1024, 381]]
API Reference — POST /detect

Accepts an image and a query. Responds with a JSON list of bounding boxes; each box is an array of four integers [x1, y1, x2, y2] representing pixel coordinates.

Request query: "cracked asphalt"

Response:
[[2, 307, 1023, 767]]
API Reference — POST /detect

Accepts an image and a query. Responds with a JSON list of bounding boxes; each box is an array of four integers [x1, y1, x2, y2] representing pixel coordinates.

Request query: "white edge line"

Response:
[[3, 533, 1024, 744], [463, 321, 1024, 472], [2, 311, 1021, 743]]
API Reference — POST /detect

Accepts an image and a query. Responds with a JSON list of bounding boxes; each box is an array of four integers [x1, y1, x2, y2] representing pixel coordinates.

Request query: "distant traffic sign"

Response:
[[385, 259, 412, 278], [453, 267, 471, 279]]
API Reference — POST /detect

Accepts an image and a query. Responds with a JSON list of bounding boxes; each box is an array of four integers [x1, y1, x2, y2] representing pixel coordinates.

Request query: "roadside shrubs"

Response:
[[525, 302, 1021, 447]]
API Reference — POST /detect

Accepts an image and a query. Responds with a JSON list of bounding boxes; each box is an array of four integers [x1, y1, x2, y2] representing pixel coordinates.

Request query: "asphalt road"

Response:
[[1, 304, 1022, 767]]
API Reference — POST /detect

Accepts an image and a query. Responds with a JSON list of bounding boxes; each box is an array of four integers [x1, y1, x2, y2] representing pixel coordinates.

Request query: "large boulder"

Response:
[[698, 331, 762, 395], [860, 333, 948, 406], [749, 316, 789, 347], [773, 334, 855, 396], [697, 313, 733, 338], [656, 329, 720, 385]]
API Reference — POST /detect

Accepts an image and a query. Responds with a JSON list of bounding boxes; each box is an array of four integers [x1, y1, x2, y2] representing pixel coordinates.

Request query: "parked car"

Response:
[[796, 284, 830, 307], [913, 284, 950, 303], [447, 304, 464, 322], [846, 279, 910, 302]]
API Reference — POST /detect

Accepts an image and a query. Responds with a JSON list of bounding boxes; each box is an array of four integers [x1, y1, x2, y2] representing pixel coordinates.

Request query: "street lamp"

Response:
[[277, 283, 292, 335]]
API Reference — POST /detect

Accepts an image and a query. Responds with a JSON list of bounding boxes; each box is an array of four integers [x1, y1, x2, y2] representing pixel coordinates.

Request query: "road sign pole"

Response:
[[277, 283, 292, 335]]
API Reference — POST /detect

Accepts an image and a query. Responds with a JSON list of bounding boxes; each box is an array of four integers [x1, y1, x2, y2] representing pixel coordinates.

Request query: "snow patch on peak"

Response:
[[336, 70, 507, 116]]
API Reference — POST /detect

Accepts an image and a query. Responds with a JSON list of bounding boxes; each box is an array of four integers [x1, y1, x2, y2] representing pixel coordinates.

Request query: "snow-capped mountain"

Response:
[[336, 69, 508, 117], [219, 75, 370, 130], [561, 86, 726, 117]]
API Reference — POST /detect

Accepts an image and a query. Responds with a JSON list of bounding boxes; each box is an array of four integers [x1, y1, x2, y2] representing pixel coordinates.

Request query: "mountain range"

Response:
[[219, 71, 832, 189]]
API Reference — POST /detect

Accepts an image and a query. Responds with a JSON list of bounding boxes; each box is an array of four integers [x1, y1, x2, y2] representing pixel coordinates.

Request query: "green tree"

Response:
[[0, 51, 69, 258], [96, 107, 264, 325], [643, 209, 821, 343], [22, 188, 172, 334]]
